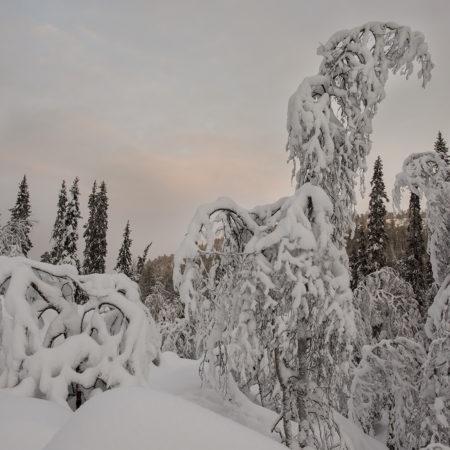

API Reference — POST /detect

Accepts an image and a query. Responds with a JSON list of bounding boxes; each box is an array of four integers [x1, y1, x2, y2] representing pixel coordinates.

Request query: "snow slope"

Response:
[[0, 352, 387, 450]]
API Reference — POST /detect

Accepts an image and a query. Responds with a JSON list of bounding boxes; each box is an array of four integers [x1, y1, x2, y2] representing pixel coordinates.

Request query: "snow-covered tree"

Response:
[[115, 221, 133, 278], [434, 131, 449, 165], [353, 268, 423, 358], [83, 181, 97, 274], [47, 180, 68, 264], [175, 185, 355, 448], [350, 337, 427, 449], [394, 152, 450, 286], [63, 177, 81, 269], [7, 175, 33, 256], [133, 242, 151, 283], [0, 220, 29, 257], [349, 222, 369, 290], [367, 157, 389, 273], [0, 256, 160, 410], [83, 181, 108, 274], [403, 192, 431, 311], [286, 22, 433, 248]]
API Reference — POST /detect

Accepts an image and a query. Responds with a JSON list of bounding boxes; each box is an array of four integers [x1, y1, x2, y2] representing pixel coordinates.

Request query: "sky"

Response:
[[1, 0, 449, 269]]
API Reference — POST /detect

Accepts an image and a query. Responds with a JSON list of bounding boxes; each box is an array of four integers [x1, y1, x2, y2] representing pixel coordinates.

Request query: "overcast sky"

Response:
[[1, 0, 449, 268]]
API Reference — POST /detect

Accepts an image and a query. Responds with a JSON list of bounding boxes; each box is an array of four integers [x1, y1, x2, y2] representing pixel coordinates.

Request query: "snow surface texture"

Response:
[[0, 352, 388, 450], [0, 257, 159, 409], [287, 22, 433, 247]]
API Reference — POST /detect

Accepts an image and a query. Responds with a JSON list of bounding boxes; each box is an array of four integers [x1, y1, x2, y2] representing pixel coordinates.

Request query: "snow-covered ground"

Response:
[[0, 352, 387, 450]]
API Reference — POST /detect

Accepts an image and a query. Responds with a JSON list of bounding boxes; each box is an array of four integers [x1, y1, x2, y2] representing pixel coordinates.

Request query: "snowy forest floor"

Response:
[[0, 352, 387, 450]]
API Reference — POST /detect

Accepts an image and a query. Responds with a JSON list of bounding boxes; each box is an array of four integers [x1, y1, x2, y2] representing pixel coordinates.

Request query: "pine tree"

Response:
[[115, 221, 133, 278], [63, 177, 81, 269], [350, 222, 369, 290], [48, 180, 68, 264], [367, 156, 389, 273], [8, 175, 33, 256], [83, 181, 97, 274], [434, 131, 449, 164]]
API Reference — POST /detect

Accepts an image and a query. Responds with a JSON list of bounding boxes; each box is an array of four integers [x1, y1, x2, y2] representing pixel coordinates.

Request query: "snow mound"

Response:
[[0, 391, 71, 450], [44, 387, 286, 450]]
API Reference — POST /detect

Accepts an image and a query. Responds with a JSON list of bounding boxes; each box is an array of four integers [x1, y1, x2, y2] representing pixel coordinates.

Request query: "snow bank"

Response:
[[44, 387, 286, 450], [0, 391, 71, 450]]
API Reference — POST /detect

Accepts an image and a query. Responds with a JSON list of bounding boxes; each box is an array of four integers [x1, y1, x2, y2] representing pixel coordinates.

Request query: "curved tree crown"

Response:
[[287, 22, 433, 247]]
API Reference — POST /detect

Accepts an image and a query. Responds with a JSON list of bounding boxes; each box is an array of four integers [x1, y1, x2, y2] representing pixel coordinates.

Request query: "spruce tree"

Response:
[[94, 181, 108, 273], [134, 242, 152, 283], [8, 175, 33, 256], [115, 221, 133, 278], [404, 193, 432, 312], [367, 156, 389, 273], [350, 222, 369, 290], [49, 180, 68, 264], [63, 177, 81, 269], [434, 131, 449, 164], [83, 181, 97, 274]]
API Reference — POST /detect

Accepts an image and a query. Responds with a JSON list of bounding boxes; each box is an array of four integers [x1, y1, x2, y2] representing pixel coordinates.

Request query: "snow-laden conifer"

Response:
[[115, 221, 133, 278], [7, 175, 33, 256], [367, 157, 389, 273], [434, 131, 449, 165], [62, 177, 81, 269]]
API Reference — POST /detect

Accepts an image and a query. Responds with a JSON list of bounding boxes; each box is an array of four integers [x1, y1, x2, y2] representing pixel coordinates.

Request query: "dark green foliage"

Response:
[[64, 177, 81, 269], [115, 221, 133, 278], [48, 180, 68, 264], [134, 242, 152, 283], [367, 157, 389, 273], [434, 131, 449, 164], [349, 222, 369, 290], [402, 193, 433, 313], [83, 181, 108, 274], [8, 175, 33, 256]]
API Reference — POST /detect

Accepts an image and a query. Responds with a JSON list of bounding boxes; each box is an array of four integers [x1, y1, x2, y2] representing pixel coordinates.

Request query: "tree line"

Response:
[[0, 177, 151, 284]]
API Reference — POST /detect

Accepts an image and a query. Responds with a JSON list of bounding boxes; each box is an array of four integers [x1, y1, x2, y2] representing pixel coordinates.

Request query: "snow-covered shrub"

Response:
[[350, 278, 450, 449], [0, 256, 160, 409], [287, 22, 433, 247], [0, 220, 29, 257], [174, 184, 355, 448], [350, 338, 426, 449], [353, 267, 423, 358], [394, 152, 450, 286]]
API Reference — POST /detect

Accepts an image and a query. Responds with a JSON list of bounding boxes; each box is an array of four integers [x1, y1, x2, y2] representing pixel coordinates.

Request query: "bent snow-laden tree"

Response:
[[0, 257, 160, 410], [174, 184, 355, 449], [287, 22, 433, 247], [393, 152, 450, 286]]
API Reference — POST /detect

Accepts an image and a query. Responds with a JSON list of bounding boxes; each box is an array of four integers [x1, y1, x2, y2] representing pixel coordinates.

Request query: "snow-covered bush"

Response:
[[394, 152, 450, 286], [0, 219, 29, 257], [287, 22, 433, 247], [353, 267, 423, 358], [174, 184, 354, 448], [350, 338, 426, 449], [0, 256, 160, 410], [350, 277, 450, 449]]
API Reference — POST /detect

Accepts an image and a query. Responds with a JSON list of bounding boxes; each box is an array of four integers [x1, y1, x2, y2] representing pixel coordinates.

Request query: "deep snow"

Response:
[[0, 352, 387, 450]]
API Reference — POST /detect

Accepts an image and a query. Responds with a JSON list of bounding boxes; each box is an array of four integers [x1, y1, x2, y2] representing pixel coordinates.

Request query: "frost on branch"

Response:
[[174, 184, 354, 448], [353, 267, 423, 359], [287, 22, 433, 246], [349, 338, 426, 449], [394, 152, 450, 286], [0, 256, 160, 410]]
